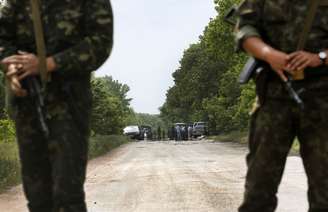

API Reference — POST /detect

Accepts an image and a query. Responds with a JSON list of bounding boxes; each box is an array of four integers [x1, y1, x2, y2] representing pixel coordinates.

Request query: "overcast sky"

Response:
[[97, 0, 217, 114]]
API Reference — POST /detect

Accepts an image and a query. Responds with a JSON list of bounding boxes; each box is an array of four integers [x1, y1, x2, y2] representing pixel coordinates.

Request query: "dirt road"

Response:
[[0, 140, 308, 212]]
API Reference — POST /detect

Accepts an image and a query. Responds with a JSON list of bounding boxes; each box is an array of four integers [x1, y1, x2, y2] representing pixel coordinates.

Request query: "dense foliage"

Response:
[[90, 75, 133, 135], [127, 113, 167, 130], [160, 0, 255, 134]]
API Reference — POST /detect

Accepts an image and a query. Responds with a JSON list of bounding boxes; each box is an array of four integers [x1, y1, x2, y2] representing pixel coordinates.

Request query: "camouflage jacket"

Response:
[[235, 0, 328, 53], [0, 0, 113, 77]]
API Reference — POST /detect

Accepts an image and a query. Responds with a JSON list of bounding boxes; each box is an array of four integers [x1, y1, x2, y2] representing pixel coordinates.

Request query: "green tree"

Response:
[[0, 69, 5, 119], [161, 0, 255, 134], [90, 76, 132, 135]]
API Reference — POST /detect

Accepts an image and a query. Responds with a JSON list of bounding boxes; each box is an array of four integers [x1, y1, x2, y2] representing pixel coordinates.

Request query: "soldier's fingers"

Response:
[[289, 54, 306, 70], [276, 69, 287, 82], [18, 71, 30, 81], [6, 65, 22, 77], [18, 50, 29, 55], [284, 68, 295, 76], [2, 55, 19, 62], [10, 77, 27, 97], [17, 63, 23, 69], [288, 51, 304, 60], [288, 52, 301, 59], [297, 60, 310, 71], [5, 55, 26, 61], [10, 79, 22, 96], [293, 57, 309, 71], [6, 68, 20, 77], [290, 53, 304, 64], [2, 57, 24, 65], [10, 76, 22, 88], [6, 64, 18, 74]]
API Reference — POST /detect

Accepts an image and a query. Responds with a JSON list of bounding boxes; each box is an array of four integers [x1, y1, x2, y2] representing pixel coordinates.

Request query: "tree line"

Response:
[[1, 69, 167, 140], [160, 0, 255, 134]]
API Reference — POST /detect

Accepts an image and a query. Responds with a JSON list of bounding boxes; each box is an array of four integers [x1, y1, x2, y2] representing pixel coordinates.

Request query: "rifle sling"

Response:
[[30, 0, 49, 85], [297, 0, 321, 50], [293, 0, 320, 80]]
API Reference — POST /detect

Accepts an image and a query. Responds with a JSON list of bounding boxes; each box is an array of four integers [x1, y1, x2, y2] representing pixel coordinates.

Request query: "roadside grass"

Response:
[[0, 142, 21, 192], [88, 135, 131, 159], [209, 131, 248, 144], [210, 131, 300, 153], [0, 134, 130, 193]]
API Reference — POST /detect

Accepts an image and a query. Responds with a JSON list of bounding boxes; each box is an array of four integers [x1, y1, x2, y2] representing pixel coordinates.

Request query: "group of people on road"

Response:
[[171, 124, 194, 141]]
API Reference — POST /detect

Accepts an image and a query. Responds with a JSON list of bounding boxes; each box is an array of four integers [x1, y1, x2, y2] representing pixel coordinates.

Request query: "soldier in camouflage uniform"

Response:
[[0, 0, 113, 211], [235, 1, 328, 212]]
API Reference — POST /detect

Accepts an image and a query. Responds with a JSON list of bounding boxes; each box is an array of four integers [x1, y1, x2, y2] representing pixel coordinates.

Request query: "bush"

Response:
[[0, 142, 20, 192], [88, 135, 130, 159], [210, 131, 248, 144], [0, 118, 16, 143]]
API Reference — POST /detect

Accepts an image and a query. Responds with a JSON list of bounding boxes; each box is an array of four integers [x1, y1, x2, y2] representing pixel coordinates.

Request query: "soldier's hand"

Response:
[[2, 51, 40, 80], [265, 49, 292, 82], [6, 64, 27, 97], [287, 51, 322, 72]]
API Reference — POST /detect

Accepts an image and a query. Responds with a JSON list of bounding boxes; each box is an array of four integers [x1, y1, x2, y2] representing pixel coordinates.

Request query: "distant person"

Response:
[[157, 126, 161, 140], [188, 125, 193, 140], [143, 129, 148, 141], [171, 126, 175, 140], [181, 125, 187, 140], [175, 125, 181, 141]]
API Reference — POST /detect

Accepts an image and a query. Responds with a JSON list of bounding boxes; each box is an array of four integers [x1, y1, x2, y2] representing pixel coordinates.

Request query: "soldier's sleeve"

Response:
[[234, 0, 264, 51], [0, 0, 18, 60], [53, 0, 114, 73]]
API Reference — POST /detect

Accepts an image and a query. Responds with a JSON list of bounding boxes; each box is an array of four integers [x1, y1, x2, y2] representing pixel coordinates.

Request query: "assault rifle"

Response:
[[224, 6, 305, 109], [26, 77, 49, 137]]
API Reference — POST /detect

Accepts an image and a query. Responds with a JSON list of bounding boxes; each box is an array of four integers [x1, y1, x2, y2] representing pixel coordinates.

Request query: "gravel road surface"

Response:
[[0, 140, 308, 212]]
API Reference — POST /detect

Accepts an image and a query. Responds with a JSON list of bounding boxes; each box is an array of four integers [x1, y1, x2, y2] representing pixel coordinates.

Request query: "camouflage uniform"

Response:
[[235, 1, 328, 212], [0, 0, 113, 211]]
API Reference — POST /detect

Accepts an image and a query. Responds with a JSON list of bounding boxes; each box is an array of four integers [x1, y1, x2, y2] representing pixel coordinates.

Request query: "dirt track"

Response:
[[0, 140, 308, 212]]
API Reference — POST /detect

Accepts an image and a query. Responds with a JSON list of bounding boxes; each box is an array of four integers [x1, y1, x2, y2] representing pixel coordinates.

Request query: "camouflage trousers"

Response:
[[12, 81, 91, 212], [239, 78, 328, 212]]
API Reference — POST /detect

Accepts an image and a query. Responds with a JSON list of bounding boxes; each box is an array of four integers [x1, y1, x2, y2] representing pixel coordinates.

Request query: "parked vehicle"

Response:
[[187, 123, 193, 140], [192, 122, 208, 137], [123, 125, 141, 139]]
